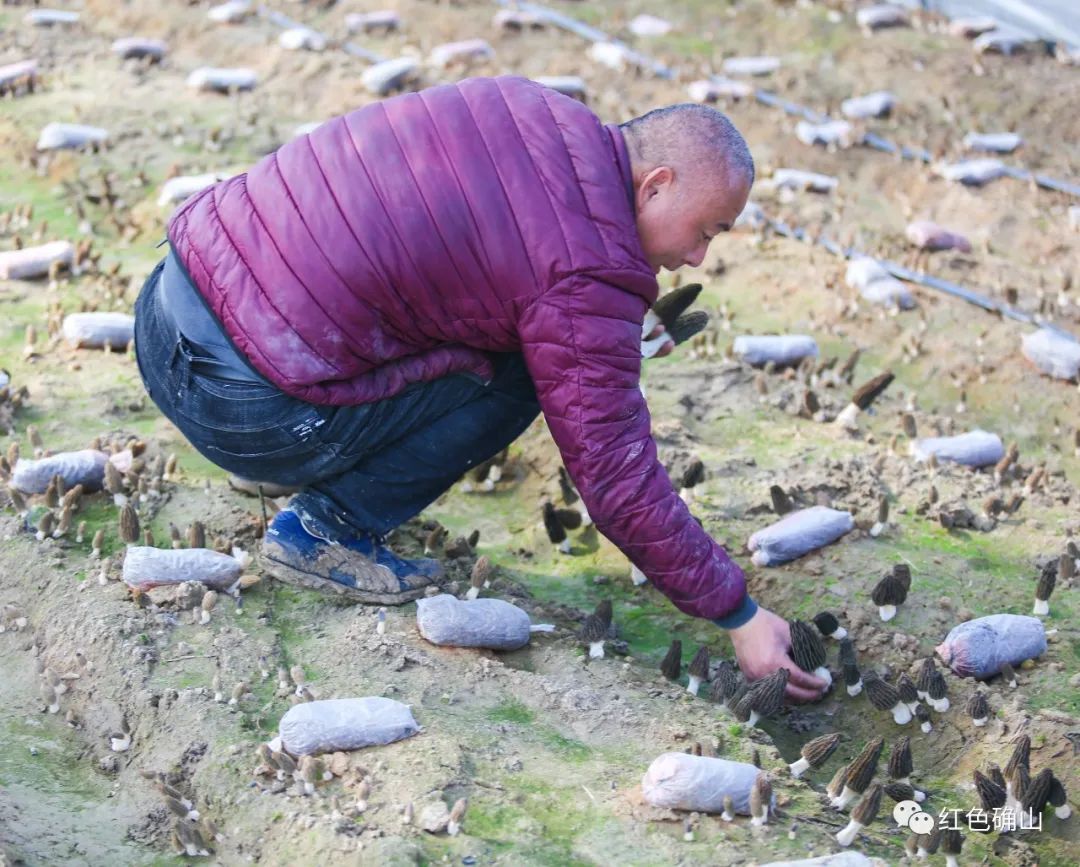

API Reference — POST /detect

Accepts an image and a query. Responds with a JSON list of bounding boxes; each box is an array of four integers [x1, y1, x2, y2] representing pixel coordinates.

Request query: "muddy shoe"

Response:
[[261, 510, 442, 605]]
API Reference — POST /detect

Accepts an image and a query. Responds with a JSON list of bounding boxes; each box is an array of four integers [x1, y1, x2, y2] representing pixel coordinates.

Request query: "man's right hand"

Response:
[[728, 606, 828, 703]]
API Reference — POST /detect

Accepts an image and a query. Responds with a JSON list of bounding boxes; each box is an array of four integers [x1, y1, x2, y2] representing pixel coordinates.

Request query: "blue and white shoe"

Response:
[[261, 509, 442, 604]]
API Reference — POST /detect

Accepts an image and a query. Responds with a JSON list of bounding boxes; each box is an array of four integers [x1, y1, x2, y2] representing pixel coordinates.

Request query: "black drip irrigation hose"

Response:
[[750, 87, 1080, 197], [257, 5, 386, 65], [763, 215, 1074, 336]]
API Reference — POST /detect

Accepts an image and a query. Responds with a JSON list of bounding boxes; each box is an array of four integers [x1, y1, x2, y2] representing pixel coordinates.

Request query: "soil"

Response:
[[1, 1, 1079, 865]]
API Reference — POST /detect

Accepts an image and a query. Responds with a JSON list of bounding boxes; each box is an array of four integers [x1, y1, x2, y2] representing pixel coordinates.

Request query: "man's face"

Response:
[[634, 166, 750, 274]]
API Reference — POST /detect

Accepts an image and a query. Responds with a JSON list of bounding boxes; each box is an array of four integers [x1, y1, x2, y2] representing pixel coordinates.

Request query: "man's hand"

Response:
[[729, 606, 827, 703], [644, 322, 675, 358]]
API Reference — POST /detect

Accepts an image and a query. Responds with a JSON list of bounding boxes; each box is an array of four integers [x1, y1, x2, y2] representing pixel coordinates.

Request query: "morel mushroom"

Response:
[[839, 638, 862, 697], [660, 640, 682, 681], [864, 671, 912, 725], [967, 691, 989, 727], [836, 783, 883, 847], [789, 619, 832, 686], [686, 646, 710, 696], [812, 610, 847, 640], [832, 737, 883, 810], [789, 732, 840, 778], [871, 566, 908, 621], [1034, 560, 1056, 616]]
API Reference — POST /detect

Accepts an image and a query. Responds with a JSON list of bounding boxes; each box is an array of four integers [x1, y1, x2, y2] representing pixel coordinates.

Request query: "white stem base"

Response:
[[465, 586, 480, 601], [835, 403, 860, 432], [835, 819, 862, 846], [869, 521, 886, 537], [558, 538, 571, 554], [945, 857, 958, 867], [199, 610, 211, 625], [679, 487, 694, 505], [589, 641, 605, 659], [832, 786, 858, 810], [972, 716, 987, 727], [687, 676, 701, 696], [879, 604, 897, 621], [630, 565, 648, 586], [916, 689, 928, 702], [921, 721, 933, 733], [892, 703, 913, 725], [789, 757, 810, 778], [847, 680, 863, 697], [931, 697, 950, 713], [1056, 804, 1071, 819], [748, 710, 761, 727], [720, 810, 734, 822], [814, 666, 833, 688], [831, 627, 848, 640], [751, 809, 768, 827], [914, 789, 926, 803], [1033, 599, 1049, 615]]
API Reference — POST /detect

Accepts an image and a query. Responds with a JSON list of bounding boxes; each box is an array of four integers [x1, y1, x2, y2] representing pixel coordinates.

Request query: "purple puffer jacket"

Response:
[[168, 75, 747, 621]]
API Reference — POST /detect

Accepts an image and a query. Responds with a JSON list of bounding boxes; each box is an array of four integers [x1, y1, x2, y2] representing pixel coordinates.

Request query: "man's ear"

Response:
[[636, 166, 674, 210]]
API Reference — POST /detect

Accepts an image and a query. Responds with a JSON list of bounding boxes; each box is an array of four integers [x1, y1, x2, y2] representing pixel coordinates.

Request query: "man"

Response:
[[133, 76, 825, 702]]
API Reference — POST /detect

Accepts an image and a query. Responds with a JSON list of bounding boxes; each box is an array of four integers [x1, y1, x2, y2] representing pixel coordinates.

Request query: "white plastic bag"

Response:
[[122, 546, 249, 591], [733, 335, 818, 367], [936, 614, 1047, 679], [279, 697, 420, 756], [642, 753, 766, 814], [749, 506, 854, 566], [416, 594, 542, 650], [12, 449, 108, 494], [1021, 328, 1080, 381], [910, 430, 1004, 467], [0, 241, 74, 279], [62, 312, 134, 349]]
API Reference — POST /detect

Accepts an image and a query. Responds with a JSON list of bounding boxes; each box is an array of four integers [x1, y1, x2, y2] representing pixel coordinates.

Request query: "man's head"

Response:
[[620, 104, 754, 274]]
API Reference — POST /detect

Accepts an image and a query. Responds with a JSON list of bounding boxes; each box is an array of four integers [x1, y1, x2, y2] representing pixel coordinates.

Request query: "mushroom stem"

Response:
[[831, 626, 848, 640], [814, 666, 833, 688], [558, 538, 572, 554], [630, 565, 648, 586], [748, 710, 761, 728], [835, 403, 860, 431], [847, 679, 863, 697], [931, 697, 950, 713], [869, 521, 886, 537], [832, 785, 859, 810], [891, 702, 913, 725], [465, 586, 480, 601], [750, 806, 769, 827], [878, 604, 897, 621], [788, 757, 810, 778], [720, 805, 734, 822], [686, 675, 702, 696], [1056, 804, 1071, 819], [972, 715, 988, 727], [836, 818, 864, 846], [1033, 598, 1049, 616], [589, 641, 604, 659], [945, 857, 959, 867]]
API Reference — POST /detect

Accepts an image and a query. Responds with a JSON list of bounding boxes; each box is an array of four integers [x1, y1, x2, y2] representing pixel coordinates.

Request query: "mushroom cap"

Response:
[[847, 737, 885, 793], [918, 827, 943, 855], [896, 674, 918, 704], [119, 503, 139, 544], [1004, 734, 1031, 779], [967, 690, 989, 719], [843, 663, 862, 687], [826, 762, 850, 799], [659, 640, 682, 681], [470, 556, 493, 585], [812, 611, 839, 636], [875, 496, 889, 525], [987, 763, 1006, 791], [687, 645, 710, 679], [593, 599, 613, 628], [710, 659, 740, 703], [941, 828, 963, 856], [892, 563, 912, 592], [578, 613, 607, 644], [973, 769, 1006, 810], [838, 637, 858, 668], [1008, 764, 1030, 802], [449, 797, 468, 823], [884, 780, 916, 802], [916, 658, 937, 693], [851, 371, 894, 411], [1036, 560, 1057, 601], [732, 688, 755, 722], [789, 619, 827, 671], [801, 732, 841, 767], [888, 736, 913, 780], [927, 669, 948, 701], [1047, 774, 1068, 808], [1021, 768, 1052, 815], [680, 459, 705, 490], [188, 521, 205, 549], [863, 671, 900, 712], [871, 571, 907, 606], [851, 783, 883, 826], [750, 668, 789, 717], [769, 484, 793, 515], [554, 507, 582, 530], [652, 282, 703, 327], [542, 502, 566, 544]]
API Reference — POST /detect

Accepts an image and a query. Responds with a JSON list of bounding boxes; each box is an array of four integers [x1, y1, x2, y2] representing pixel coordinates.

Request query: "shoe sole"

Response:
[[261, 552, 433, 606]]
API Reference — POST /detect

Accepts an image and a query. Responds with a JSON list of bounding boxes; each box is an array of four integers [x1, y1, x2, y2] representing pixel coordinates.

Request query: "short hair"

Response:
[[620, 104, 755, 189]]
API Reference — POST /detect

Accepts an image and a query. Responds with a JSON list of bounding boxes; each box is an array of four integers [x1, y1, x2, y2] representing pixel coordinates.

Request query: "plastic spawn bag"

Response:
[[733, 335, 819, 367], [279, 697, 420, 756], [642, 753, 767, 815], [1022, 328, 1080, 381], [760, 855, 884, 867], [12, 449, 109, 494], [910, 429, 1004, 467], [122, 546, 249, 591], [749, 506, 854, 566], [62, 313, 134, 349], [416, 594, 552, 651], [936, 614, 1046, 679]]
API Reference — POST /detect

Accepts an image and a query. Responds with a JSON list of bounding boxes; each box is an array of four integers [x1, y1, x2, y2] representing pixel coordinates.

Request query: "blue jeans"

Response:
[[133, 258, 541, 537]]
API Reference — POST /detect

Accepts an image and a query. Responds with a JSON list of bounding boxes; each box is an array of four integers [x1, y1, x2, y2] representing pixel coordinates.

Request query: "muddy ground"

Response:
[[1, 0, 1079, 864]]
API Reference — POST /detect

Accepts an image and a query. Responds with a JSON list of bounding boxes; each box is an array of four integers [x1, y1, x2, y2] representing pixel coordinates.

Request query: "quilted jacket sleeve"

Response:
[[517, 269, 750, 621]]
